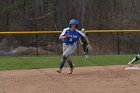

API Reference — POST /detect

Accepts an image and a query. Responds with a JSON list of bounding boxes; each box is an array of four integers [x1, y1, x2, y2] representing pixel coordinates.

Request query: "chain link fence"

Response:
[[0, 32, 139, 56]]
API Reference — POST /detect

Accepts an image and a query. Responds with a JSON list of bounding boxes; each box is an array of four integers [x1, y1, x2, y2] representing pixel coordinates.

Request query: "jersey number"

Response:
[[69, 38, 72, 41]]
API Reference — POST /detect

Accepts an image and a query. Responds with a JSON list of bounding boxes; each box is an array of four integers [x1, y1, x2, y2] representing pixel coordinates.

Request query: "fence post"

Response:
[[36, 34, 39, 56], [117, 32, 120, 55]]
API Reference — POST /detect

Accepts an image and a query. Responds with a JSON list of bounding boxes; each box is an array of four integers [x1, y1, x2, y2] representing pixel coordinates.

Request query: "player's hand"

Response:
[[64, 34, 69, 38]]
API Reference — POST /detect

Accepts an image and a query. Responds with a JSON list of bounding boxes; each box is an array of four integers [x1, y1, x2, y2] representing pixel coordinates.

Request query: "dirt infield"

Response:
[[0, 65, 140, 93]]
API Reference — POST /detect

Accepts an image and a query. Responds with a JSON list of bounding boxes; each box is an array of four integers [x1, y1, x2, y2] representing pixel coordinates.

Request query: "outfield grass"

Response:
[[0, 55, 137, 70]]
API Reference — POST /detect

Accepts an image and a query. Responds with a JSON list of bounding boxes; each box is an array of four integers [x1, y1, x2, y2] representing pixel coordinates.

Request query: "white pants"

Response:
[[62, 43, 76, 61]]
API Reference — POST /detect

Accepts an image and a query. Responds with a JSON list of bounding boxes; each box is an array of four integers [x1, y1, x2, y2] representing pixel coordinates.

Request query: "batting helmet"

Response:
[[69, 19, 79, 25], [69, 19, 79, 28]]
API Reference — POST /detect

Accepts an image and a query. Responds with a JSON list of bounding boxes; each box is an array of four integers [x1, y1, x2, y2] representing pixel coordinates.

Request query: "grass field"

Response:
[[0, 55, 137, 70]]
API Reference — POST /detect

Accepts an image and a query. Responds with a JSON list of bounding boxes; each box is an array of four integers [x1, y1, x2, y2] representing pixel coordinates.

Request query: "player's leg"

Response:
[[56, 44, 69, 73], [82, 44, 86, 55], [67, 56, 75, 74], [85, 44, 88, 58], [82, 44, 88, 58], [67, 56, 73, 68], [128, 54, 140, 67], [64, 44, 76, 74], [86, 44, 89, 54]]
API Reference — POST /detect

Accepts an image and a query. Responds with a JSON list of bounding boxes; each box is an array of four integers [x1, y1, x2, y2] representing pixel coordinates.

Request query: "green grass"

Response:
[[0, 55, 137, 70]]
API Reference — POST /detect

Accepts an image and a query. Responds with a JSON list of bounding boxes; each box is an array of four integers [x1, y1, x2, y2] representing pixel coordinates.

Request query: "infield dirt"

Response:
[[0, 65, 140, 93]]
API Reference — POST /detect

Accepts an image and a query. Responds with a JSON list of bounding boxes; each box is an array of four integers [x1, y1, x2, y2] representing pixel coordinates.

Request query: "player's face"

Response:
[[71, 24, 76, 31]]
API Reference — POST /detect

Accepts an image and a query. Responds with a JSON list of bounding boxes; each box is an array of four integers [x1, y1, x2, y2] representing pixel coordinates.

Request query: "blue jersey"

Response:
[[60, 27, 85, 45]]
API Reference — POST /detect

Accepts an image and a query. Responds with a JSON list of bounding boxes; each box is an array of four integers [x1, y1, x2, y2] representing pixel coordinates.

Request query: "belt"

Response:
[[64, 43, 74, 45]]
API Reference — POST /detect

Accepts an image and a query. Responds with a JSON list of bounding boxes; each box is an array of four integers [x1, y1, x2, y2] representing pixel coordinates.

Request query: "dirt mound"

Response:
[[11, 46, 55, 55]]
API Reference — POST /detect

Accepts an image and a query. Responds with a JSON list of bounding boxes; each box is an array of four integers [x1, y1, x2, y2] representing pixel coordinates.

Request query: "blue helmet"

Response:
[[69, 19, 79, 25]]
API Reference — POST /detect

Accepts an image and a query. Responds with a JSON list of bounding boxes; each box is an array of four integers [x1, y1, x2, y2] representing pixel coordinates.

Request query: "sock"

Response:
[[60, 62, 64, 69], [59, 57, 66, 69], [67, 60, 73, 68]]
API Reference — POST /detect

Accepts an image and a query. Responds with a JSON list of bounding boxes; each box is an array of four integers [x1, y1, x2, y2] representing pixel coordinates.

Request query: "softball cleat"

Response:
[[56, 69, 62, 73], [128, 62, 133, 67], [68, 68, 73, 74], [68, 64, 75, 74]]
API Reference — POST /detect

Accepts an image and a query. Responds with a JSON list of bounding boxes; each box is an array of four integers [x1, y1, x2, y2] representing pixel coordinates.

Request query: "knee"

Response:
[[62, 54, 68, 58], [61, 56, 67, 63], [67, 60, 72, 64]]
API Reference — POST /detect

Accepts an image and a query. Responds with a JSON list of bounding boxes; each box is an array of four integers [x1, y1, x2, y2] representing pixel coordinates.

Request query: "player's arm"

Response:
[[79, 30, 93, 51], [84, 35, 93, 51], [79, 37, 83, 45], [59, 34, 69, 40], [80, 29, 90, 45], [84, 35, 90, 45], [59, 29, 69, 40]]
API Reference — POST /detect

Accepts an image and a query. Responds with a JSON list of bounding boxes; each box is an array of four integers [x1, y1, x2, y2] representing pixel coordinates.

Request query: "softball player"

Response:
[[79, 28, 89, 58], [56, 19, 92, 74], [128, 54, 140, 67]]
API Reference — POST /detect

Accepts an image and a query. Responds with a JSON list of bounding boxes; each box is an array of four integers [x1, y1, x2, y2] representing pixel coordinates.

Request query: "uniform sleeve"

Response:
[[77, 30, 85, 37], [60, 28, 67, 36]]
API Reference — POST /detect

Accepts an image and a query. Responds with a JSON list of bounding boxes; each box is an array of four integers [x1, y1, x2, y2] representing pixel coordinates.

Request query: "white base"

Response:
[[125, 67, 140, 70]]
